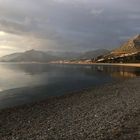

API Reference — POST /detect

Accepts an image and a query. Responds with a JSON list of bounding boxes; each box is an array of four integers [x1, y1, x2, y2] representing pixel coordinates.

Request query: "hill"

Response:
[[0, 49, 110, 62], [46, 51, 81, 60], [79, 49, 110, 60], [0, 49, 59, 62], [96, 35, 140, 63], [112, 34, 140, 54]]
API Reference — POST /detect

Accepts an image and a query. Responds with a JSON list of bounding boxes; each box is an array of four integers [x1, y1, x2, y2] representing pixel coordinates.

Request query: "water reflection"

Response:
[[95, 65, 140, 78], [0, 63, 140, 91], [1, 63, 54, 75], [1, 63, 140, 78], [0, 63, 139, 109], [111, 72, 137, 78]]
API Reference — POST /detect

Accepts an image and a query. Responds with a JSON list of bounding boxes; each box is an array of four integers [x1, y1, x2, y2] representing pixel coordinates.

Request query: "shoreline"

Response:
[[0, 78, 140, 139], [50, 62, 140, 67], [0, 61, 140, 67], [94, 63, 140, 67]]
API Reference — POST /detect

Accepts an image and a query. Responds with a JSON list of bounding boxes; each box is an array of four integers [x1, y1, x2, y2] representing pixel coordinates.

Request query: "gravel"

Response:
[[0, 78, 140, 140]]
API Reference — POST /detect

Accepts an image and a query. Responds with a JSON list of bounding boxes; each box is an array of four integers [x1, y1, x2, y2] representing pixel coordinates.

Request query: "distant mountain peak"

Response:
[[25, 49, 35, 52], [25, 49, 40, 53]]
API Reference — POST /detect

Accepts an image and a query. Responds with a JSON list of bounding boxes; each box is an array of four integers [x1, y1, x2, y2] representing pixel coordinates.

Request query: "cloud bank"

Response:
[[0, 0, 140, 56]]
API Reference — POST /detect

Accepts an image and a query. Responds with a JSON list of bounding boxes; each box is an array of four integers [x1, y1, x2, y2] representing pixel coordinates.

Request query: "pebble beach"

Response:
[[0, 78, 140, 140]]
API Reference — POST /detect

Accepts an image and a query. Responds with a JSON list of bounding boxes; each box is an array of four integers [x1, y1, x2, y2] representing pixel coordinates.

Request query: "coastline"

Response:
[[0, 61, 140, 68], [94, 63, 140, 67], [0, 78, 140, 139], [50, 62, 140, 67]]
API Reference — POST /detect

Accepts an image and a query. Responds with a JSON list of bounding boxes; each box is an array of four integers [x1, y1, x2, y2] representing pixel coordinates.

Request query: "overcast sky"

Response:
[[0, 0, 140, 56]]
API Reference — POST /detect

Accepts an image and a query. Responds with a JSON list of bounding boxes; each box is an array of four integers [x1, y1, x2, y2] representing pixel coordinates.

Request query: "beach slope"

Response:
[[0, 78, 140, 140]]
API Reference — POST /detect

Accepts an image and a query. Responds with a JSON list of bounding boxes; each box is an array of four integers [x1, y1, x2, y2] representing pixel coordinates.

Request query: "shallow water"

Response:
[[0, 63, 140, 109]]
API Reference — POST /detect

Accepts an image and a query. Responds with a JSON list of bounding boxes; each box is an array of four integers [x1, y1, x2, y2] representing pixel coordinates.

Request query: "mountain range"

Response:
[[0, 49, 109, 62], [0, 50, 60, 62], [0, 34, 139, 63]]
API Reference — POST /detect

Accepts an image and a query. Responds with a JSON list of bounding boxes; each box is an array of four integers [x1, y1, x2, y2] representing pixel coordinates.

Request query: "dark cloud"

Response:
[[0, 0, 140, 55]]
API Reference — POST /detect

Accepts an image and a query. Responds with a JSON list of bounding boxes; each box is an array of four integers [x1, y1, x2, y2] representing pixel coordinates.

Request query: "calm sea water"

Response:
[[0, 63, 140, 109]]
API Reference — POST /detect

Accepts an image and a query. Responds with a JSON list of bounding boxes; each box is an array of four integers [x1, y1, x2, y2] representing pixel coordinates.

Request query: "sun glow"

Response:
[[0, 45, 16, 50], [0, 31, 7, 36]]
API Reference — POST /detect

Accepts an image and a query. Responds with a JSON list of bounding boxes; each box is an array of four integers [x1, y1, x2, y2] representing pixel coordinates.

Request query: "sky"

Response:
[[0, 0, 140, 56]]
